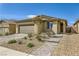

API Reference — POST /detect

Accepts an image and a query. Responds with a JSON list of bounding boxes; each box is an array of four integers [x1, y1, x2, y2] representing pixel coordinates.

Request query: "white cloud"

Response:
[[26, 15, 37, 18]]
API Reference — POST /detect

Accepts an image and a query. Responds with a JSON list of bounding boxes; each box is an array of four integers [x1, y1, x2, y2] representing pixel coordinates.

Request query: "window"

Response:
[[47, 22, 53, 29]]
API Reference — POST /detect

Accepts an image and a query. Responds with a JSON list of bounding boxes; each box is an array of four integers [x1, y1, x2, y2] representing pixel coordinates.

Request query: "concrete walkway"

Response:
[[0, 46, 33, 56], [31, 34, 63, 56]]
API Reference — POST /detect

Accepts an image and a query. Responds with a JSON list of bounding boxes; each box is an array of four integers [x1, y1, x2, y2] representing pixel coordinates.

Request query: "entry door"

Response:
[[47, 22, 52, 29], [60, 23, 63, 33]]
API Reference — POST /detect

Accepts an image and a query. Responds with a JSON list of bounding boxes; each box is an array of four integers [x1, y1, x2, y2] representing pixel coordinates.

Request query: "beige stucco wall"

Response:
[[33, 20, 48, 34], [9, 24, 16, 34], [0, 28, 9, 35], [0, 23, 9, 27], [74, 24, 78, 33], [57, 22, 60, 34], [17, 22, 34, 25], [52, 21, 58, 34], [51, 21, 67, 34], [63, 22, 66, 33], [41, 21, 48, 32], [34, 21, 41, 34], [77, 23, 79, 33], [74, 23, 79, 33], [0, 22, 17, 35], [16, 24, 19, 33], [0, 23, 9, 35]]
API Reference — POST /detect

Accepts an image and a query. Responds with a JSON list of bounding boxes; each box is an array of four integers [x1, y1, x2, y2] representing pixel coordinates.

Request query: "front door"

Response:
[[60, 23, 63, 33]]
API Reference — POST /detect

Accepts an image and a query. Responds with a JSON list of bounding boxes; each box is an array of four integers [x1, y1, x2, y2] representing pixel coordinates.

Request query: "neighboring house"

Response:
[[16, 15, 67, 34], [73, 20, 79, 33], [0, 20, 16, 35]]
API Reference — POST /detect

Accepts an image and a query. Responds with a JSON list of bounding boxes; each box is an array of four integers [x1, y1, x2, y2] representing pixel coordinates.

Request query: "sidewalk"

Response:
[[0, 46, 33, 56]]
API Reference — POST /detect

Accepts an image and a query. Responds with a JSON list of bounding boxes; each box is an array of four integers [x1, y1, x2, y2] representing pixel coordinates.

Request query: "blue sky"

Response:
[[0, 3, 79, 25]]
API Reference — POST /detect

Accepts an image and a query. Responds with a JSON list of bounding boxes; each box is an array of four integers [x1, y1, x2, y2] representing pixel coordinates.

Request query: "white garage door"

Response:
[[19, 25, 34, 33]]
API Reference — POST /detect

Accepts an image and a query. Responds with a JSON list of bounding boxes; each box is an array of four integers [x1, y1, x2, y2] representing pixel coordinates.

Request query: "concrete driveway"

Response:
[[0, 34, 28, 43], [0, 46, 33, 56]]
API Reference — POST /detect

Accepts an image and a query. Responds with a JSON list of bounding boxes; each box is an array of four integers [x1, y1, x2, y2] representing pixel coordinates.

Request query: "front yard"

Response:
[[0, 33, 64, 56], [0, 34, 44, 54]]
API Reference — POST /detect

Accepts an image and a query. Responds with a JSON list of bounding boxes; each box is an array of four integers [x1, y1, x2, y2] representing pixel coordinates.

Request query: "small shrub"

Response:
[[27, 43, 34, 48], [37, 37, 42, 41], [28, 33, 32, 38], [8, 39, 17, 44], [24, 36, 27, 40], [29, 38, 32, 40], [36, 35, 42, 41], [5, 32, 9, 35], [0, 33, 3, 36], [18, 41, 22, 44]]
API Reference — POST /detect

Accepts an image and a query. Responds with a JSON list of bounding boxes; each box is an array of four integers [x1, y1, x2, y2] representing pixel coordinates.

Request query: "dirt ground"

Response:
[[0, 38, 44, 54], [52, 34, 79, 56]]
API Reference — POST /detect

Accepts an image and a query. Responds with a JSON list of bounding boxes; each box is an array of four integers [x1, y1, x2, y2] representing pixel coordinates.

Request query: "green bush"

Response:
[[27, 43, 34, 48], [8, 39, 17, 44]]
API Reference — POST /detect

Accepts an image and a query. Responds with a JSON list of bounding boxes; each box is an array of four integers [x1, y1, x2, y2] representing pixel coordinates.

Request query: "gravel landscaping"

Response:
[[0, 34, 63, 56], [0, 36, 44, 54], [52, 34, 79, 56]]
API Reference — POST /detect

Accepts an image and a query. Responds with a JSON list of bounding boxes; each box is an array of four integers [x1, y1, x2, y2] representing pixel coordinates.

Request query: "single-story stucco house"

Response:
[[0, 20, 16, 35], [73, 20, 79, 33], [16, 15, 67, 34], [0, 15, 67, 35]]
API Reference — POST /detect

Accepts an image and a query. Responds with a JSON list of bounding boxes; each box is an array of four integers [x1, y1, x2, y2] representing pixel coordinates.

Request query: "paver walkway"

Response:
[[0, 46, 33, 56], [31, 34, 63, 56]]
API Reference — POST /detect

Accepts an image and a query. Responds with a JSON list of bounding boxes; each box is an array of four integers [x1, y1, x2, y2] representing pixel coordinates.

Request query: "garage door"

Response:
[[19, 25, 34, 33]]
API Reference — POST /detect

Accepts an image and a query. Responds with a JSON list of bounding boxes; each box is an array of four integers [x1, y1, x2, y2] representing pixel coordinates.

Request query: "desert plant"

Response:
[[0, 33, 3, 36], [37, 37, 42, 41], [27, 43, 34, 48], [5, 32, 9, 35], [8, 39, 17, 44], [36, 35, 43, 42], [24, 36, 27, 40], [28, 33, 32, 38], [18, 41, 22, 44], [29, 38, 32, 40]]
